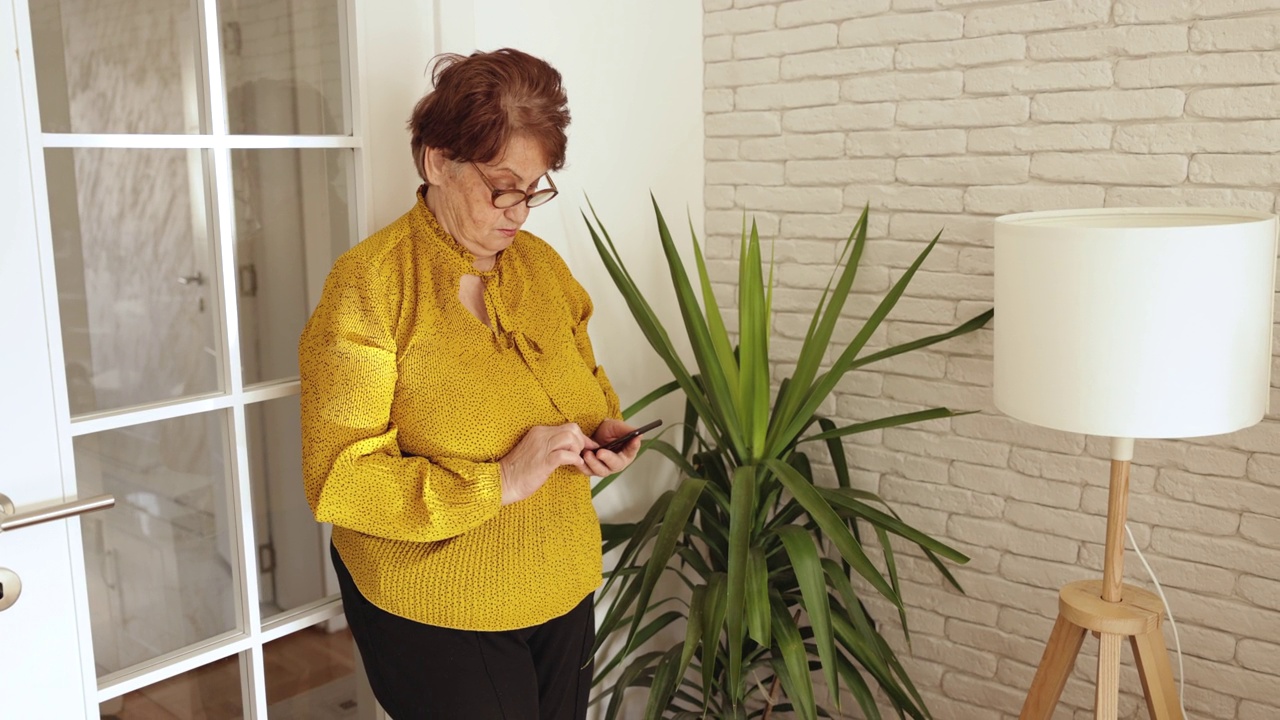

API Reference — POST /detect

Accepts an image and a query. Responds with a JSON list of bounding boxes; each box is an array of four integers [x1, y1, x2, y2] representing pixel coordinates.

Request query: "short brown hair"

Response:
[[409, 48, 570, 182]]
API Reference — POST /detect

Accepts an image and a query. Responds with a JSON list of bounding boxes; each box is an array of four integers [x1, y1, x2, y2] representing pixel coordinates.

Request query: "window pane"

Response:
[[78, 411, 238, 677], [100, 658, 245, 719], [30, 0, 206, 134], [232, 148, 354, 386], [247, 395, 334, 618], [221, 0, 350, 135], [264, 626, 359, 717], [47, 148, 223, 416]]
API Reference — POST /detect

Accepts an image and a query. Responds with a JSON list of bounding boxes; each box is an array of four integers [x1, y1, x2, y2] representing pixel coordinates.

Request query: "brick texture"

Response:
[[703, 1, 1280, 718]]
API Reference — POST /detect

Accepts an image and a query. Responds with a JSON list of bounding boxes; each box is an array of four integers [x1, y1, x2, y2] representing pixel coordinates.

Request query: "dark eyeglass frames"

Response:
[[470, 163, 559, 209]]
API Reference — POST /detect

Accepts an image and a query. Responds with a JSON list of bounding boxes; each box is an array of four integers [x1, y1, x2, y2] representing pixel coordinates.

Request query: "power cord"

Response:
[[1125, 523, 1188, 718]]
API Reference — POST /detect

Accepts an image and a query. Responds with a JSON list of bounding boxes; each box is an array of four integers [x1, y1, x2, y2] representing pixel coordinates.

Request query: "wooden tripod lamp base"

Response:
[[1019, 446, 1184, 720], [1021, 580, 1182, 719]]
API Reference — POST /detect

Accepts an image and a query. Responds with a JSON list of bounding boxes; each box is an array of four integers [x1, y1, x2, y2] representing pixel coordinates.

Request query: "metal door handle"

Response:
[[0, 492, 115, 534], [177, 272, 205, 286]]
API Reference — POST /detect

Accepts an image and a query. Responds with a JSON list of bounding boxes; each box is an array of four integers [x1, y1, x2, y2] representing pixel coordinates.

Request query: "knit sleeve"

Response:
[[566, 274, 623, 420], [298, 253, 503, 543]]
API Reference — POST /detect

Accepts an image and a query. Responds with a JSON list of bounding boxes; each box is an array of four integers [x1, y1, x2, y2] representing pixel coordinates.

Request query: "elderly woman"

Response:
[[298, 48, 639, 719]]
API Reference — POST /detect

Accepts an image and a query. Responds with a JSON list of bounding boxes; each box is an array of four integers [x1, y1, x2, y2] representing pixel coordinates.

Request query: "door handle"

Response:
[[0, 492, 115, 534]]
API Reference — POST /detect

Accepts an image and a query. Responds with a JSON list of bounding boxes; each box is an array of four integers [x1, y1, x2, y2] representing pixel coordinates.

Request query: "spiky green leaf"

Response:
[[766, 459, 900, 605], [774, 525, 839, 708], [726, 465, 758, 702]]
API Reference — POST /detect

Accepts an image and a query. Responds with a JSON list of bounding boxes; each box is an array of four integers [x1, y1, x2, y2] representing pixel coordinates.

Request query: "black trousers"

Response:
[[331, 544, 594, 720]]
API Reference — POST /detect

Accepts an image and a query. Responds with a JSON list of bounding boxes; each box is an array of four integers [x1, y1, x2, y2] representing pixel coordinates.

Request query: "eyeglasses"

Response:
[[470, 163, 558, 209]]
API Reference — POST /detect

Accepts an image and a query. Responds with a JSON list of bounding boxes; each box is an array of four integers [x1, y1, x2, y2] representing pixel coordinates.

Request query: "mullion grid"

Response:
[[199, 0, 271, 712]]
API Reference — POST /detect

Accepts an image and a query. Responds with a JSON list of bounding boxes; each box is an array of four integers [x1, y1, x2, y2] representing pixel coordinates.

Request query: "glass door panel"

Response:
[[100, 659, 247, 719], [22, 0, 372, 711], [231, 148, 354, 386], [29, 0, 207, 134], [46, 147, 223, 416], [77, 411, 239, 676], [220, 0, 350, 135], [246, 395, 331, 618], [263, 627, 358, 717]]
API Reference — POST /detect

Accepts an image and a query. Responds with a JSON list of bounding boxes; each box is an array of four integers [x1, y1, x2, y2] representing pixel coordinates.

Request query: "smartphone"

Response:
[[597, 419, 663, 454]]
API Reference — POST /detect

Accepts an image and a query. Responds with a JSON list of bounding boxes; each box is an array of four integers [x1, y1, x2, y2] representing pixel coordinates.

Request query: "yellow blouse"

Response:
[[299, 188, 620, 631]]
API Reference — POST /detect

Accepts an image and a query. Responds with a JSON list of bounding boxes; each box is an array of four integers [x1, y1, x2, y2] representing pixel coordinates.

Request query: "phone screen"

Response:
[[599, 419, 663, 453]]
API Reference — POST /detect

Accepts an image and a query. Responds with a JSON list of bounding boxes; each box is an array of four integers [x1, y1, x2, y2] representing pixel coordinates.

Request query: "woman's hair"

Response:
[[409, 48, 570, 182]]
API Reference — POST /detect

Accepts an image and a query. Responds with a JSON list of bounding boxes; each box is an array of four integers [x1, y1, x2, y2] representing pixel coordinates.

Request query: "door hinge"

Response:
[[258, 543, 275, 573], [239, 263, 258, 297]]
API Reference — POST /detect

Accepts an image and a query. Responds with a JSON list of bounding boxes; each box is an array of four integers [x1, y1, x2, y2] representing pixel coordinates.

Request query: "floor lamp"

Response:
[[992, 208, 1279, 719]]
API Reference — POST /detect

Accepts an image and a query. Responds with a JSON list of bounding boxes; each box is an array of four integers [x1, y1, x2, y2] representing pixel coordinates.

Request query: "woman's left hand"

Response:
[[582, 419, 642, 478]]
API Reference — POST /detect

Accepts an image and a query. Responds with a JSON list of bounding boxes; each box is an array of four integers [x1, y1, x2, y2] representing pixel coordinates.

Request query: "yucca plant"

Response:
[[582, 199, 992, 720]]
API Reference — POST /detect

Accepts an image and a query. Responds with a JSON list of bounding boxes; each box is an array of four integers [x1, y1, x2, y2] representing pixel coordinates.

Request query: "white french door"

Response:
[[0, 0, 435, 716]]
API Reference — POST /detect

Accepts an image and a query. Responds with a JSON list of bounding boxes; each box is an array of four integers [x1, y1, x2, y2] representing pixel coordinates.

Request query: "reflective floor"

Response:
[[101, 626, 357, 719]]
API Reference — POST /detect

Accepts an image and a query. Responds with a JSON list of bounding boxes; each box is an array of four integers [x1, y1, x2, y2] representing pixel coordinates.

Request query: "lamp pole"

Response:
[[1096, 437, 1134, 719], [1101, 437, 1134, 604]]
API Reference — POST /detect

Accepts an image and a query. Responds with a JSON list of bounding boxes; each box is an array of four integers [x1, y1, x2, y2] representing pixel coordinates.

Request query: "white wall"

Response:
[[456, 2, 707, 521], [704, 2, 1280, 718], [460, 4, 704, 716]]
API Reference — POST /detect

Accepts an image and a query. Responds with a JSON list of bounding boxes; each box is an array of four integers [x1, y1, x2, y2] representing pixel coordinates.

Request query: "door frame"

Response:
[[0, 0, 91, 716]]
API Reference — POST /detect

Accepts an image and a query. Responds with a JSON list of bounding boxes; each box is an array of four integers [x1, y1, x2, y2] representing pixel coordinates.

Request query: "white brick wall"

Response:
[[704, 1, 1280, 717]]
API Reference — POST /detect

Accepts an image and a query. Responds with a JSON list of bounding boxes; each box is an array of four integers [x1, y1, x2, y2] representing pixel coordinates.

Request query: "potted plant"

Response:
[[583, 199, 993, 720]]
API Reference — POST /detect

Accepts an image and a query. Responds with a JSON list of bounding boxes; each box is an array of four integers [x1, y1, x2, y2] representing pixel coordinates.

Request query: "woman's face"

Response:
[[423, 135, 551, 268]]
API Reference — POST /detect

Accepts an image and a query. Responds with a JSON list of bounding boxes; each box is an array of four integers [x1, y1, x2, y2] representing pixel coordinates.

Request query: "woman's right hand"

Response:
[[498, 423, 598, 505]]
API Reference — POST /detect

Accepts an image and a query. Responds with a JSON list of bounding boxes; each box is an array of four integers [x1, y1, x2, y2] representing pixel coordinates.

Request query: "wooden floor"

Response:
[[100, 627, 357, 719]]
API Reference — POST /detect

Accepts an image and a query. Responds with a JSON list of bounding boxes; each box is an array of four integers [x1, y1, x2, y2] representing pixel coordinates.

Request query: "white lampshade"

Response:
[[994, 207, 1278, 439]]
